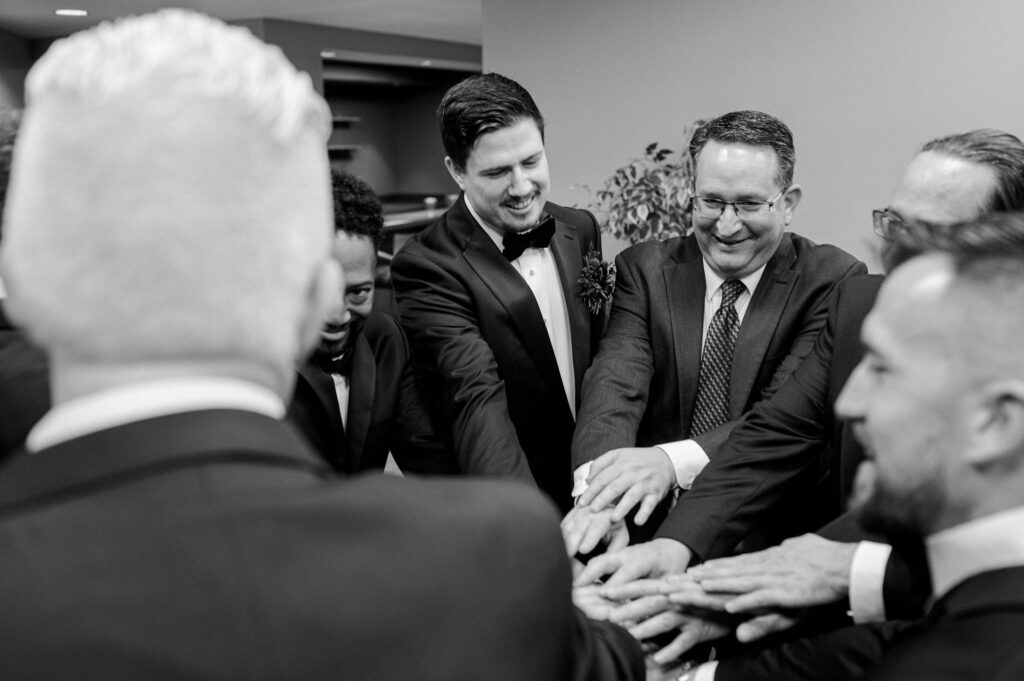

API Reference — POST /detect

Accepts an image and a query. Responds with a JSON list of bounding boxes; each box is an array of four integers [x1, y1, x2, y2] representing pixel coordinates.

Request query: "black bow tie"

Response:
[[501, 217, 555, 261], [316, 350, 354, 378]]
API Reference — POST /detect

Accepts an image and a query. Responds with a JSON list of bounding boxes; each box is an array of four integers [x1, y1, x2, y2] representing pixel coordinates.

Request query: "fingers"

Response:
[[690, 574, 773, 596], [603, 578, 665, 602], [628, 609, 685, 642], [608, 592, 669, 626], [650, 625, 699, 665], [630, 492, 661, 526], [603, 552, 655, 587], [576, 514, 614, 557], [574, 551, 626, 587], [606, 523, 630, 553], [735, 613, 798, 643]]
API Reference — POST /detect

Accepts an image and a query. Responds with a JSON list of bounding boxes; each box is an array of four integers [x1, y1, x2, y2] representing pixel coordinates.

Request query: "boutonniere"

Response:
[[578, 250, 616, 315]]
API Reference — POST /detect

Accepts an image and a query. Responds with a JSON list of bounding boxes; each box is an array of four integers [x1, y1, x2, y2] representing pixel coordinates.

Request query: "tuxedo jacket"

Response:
[[572, 233, 864, 470], [0, 409, 642, 681], [288, 310, 456, 475], [656, 274, 882, 559], [0, 303, 50, 459], [391, 196, 604, 512]]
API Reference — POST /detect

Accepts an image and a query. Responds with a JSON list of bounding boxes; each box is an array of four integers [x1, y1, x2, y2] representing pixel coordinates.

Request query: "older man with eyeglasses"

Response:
[[565, 110, 864, 582], [571, 129, 1024, 673]]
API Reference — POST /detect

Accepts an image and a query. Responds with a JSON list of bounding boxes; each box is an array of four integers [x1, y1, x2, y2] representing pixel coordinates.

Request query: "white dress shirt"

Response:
[[468, 199, 576, 416], [572, 261, 765, 497], [26, 376, 285, 452]]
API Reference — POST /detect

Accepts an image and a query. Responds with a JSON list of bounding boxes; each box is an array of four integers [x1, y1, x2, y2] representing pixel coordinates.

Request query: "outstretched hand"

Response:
[[574, 538, 693, 588], [561, 505, 630, 557], [685, 533, 858, 639], [577, 447, 677, 525]]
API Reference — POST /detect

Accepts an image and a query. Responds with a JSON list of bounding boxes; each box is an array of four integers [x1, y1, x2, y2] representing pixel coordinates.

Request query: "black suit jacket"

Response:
[[656, 274, 882, 559], [288, 310, 456, 475], [864, 566, 1024, 680], [0, 303, 50, 458], [391, 196, 604, 512], [573, 233, 864, 467], [0, 409, 642, 681]]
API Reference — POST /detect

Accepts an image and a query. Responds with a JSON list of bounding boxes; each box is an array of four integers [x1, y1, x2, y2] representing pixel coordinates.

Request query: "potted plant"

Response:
[[587, 121, 704, 244]]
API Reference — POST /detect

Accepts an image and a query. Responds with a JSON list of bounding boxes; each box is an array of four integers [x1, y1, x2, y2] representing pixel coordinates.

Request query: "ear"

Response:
[[444, 156, 466, 191], [965, 379, 1024, 470], [780, 184, 802, 226]]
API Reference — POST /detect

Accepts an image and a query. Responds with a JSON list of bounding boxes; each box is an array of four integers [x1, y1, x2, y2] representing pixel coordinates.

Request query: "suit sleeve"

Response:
[[690, 257, 866, 456], [714, 621, 910, 681], [818, 513, 931, 621], [390, 247, 535, 483], [571, 250, 656, 468], [656, 278, 841, 560], [383, 317, 459, 476]]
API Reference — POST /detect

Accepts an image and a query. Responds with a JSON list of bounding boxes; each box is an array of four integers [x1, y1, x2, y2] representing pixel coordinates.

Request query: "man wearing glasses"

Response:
[[567, 110, 864, 575], [571, 130, 1024, 672]]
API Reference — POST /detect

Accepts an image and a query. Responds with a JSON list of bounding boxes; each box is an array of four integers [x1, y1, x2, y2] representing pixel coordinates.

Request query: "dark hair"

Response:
[[689, 110, 795, 189], [331, 168, 383, 251], [438, 72, 544, 172], [0, 108, 22, 240], [891, 210, 1024, 270], [921, 129, 1024, 213]]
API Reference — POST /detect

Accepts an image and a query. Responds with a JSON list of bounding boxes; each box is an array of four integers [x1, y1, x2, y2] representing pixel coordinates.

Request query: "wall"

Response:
[[482, 0, 1024, 270], [0, 26, 31, 110]]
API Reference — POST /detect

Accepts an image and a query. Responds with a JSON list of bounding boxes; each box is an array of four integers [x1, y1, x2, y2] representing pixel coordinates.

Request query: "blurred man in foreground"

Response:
[[0, 11, 641, 680]]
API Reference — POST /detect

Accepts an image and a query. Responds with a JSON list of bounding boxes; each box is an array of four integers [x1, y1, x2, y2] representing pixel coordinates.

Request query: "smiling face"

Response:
[[446, 117, 549, 235], [836, 254, 969, 537], [691, 140, 801, 279], [318, 231, 376, 357]]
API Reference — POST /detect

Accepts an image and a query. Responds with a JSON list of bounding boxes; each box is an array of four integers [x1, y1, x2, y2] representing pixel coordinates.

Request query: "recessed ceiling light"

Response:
[[421, 60, 433, 67], [55, 9, 88, 17]]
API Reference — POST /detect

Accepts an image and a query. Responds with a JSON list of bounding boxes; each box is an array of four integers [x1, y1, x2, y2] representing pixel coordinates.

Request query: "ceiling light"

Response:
[[55, 9, 88, 17]]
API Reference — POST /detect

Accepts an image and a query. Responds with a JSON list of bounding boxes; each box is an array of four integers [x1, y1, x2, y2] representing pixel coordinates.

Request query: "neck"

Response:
[[50, 355, 291, 405]]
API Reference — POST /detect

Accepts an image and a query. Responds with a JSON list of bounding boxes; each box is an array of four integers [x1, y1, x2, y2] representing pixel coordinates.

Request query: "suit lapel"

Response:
[[664, 238, 707, 426], [297, 360, 348, 468], [454, 201, 567, 407], [346, 334, 375, 471], [549, 221, 590, 395], [730, 236, 798, 417]]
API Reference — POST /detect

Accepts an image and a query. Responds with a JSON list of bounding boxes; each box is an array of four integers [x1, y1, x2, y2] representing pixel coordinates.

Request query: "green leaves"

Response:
[[588, 121, 704, 245]]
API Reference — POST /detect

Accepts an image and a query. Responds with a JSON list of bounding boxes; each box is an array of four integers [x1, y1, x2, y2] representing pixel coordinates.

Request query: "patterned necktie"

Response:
[[690, 279, 745, 436]]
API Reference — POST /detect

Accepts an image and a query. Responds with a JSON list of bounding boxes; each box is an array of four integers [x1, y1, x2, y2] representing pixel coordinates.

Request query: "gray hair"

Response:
[[1, 9, 334, 383]]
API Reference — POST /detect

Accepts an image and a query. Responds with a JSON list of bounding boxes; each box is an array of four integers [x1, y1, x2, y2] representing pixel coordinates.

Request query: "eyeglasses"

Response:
[[693, 189, 786, 219], [872, 209, 909, 241]]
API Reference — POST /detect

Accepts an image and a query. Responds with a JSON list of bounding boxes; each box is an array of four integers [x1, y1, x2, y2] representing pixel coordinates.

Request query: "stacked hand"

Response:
[[686, 533, 858, 641], [574, 573, 732, 665]]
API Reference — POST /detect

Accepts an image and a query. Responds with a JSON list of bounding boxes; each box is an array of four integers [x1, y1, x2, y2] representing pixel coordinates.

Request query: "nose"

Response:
[[324, 295, 350, 326], [508, 166, 532, 197], [716, 206, 743, 238], [835, 360, 868, 423]]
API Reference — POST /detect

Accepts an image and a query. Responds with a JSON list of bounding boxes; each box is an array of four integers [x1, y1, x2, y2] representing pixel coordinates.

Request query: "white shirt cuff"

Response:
[[656, 440, 710, 490], [848, 540, 892, 623], [572, 461, 592, 499], [678, 660, 717, 681]]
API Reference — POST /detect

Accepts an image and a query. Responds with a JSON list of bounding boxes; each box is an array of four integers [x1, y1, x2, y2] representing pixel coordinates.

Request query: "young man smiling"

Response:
[[390, 73, 605, 513]]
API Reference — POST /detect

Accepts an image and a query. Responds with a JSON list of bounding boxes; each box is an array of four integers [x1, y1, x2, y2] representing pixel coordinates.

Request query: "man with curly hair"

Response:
[[289, 169, 455, 474]]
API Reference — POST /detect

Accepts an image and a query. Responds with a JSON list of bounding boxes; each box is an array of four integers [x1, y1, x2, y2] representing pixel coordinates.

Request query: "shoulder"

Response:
[[360, 311, 408, 358], [544, 201, 599, 230], [782, 231, 864, 268], [617, 233, 696, 268]]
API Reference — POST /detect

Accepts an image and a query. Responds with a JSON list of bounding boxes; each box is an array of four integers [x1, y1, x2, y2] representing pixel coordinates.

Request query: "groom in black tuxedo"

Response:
[[391, 73, 605, 512]]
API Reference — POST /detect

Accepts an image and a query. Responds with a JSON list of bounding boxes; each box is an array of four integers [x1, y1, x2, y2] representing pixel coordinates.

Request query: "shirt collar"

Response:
[[27, 376, 285, 453], [926, 505, 1024, 599], [701, 258, 765, 301], [463, 195, 505, 251]]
